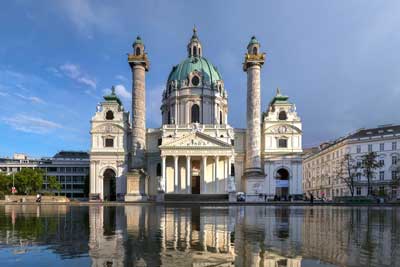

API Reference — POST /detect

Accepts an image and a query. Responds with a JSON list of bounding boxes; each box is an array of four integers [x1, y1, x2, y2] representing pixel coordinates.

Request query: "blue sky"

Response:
[[0, 1, 400, 157]]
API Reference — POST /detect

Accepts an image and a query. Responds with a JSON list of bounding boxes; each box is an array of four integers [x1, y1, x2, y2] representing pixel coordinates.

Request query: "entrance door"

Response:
[[191, 176, 200, 194], [103, 168, 116, 201]]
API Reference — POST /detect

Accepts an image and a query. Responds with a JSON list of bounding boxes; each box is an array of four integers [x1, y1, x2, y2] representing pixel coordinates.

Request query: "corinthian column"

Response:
[[243, 36, 266, 187], [125, 36, 150, 202]]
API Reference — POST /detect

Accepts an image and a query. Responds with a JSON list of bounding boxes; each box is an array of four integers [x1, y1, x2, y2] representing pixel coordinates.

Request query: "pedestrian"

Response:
[[310, 193, 314, 204]]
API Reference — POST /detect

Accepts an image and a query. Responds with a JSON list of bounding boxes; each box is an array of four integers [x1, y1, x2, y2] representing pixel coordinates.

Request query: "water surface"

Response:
[[0, 205, 399, 266]]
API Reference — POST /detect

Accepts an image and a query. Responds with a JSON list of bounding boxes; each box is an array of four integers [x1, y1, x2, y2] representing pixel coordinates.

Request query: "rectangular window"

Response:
[[357, 161, 362, 168], [379, 159, 384, 167], [392, 171, 398, 180], [278, 139, 287, 148], [392, 156, 398, 165], [393, 142, 397, 151], [368, 144, 373, 152], [379, 171, 385, 181], [356, 145, 361, 153], [105, 138, 114, 147], [380, 143, 384, 151], [357, 173, 361, 181]]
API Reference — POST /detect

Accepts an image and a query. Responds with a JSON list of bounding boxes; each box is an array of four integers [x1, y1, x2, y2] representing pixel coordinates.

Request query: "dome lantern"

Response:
[[247, 35, 260, 55], [187, 26, 202, 58]]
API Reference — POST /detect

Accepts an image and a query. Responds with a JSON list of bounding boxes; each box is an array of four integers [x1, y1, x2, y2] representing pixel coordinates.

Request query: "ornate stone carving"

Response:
[[228, 176, 236, 192], [157, 176, 165, 192]]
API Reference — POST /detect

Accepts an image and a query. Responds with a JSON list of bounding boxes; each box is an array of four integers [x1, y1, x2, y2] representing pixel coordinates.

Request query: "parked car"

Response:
[[237, 192, 246, 202]]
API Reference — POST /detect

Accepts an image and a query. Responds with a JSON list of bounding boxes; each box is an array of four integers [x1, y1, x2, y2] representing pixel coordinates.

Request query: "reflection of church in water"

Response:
[[89, 28, 303, 201], [87, 206, 303, 267]]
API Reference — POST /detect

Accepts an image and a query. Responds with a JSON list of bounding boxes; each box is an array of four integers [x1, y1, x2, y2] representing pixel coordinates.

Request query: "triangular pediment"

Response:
[[160, 131, 232, 149]]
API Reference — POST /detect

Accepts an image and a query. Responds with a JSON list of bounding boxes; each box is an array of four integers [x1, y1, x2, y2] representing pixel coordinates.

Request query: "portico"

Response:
[[159, 131, 234, 194]]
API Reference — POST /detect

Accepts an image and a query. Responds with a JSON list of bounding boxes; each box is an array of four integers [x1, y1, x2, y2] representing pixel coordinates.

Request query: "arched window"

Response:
[[156, 163, 162, 176], [191, 104, 200, 123], [220, 111, 223, 125], [168, 84, 172, 94], [193, 46, 197, 57], [276, 168, 289, 180], [167, 111, 171, 124], [252, 47, 258, 55], [278, 111, 287, 120], [106, 110, 114, 120], [135, 47, 141, 56], [230, 164, 235, 176]]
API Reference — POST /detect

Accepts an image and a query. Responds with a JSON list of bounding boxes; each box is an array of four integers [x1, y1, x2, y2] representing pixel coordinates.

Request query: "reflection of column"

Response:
[[202, 156, 207, 193], [215, 156, 219, 193], [174, 156, 179, 192], [162, 156, 166, 192], [186, 156, 191, 193]]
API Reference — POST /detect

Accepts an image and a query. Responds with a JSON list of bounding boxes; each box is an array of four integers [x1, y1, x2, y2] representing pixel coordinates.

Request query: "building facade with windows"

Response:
[[0, 151, 89, 198], [303, 125, 400, 200], [90, 29, 303, 201]]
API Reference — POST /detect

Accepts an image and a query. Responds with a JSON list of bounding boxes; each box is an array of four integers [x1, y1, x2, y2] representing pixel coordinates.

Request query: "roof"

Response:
[[270, 88, 289, 105], [133, 36, 143, 46], [304, 124, 400, 159], [247, 36, 259, 48], [53, 151, 89, 159], [167, 56, 222, 86], [347, 124, 400, 139], [103, 86, 122, 106]]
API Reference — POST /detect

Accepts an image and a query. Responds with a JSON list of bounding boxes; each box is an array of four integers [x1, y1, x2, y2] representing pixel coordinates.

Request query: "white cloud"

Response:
[[2, 114, 62, 134], [57, 1, 124, 37], [103, 84, 131, 100], [115, 75, 127, 82], [0, 91, 9, 97], [114, 84, 131, 100], [15, 93, 45, 104], [60, 63, 96, 89]]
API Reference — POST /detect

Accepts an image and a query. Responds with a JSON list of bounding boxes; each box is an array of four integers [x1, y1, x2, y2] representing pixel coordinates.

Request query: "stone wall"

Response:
[[5, 195, 70, 203]]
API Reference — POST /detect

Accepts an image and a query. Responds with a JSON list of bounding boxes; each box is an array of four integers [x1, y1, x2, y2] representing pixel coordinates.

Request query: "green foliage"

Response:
[[0, 173, 12, 195], [361, 152, 380, 196], [47, 176, 61, 195], [14, 168, 44, 195]]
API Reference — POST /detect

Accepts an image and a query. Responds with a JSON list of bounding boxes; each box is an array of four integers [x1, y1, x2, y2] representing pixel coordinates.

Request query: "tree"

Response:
[[0, 173, 11, 193], [47, 176, 61, 195], [14, 168, 44, 195], [335, 154, 358, 197], [361, 152, 380, 196]]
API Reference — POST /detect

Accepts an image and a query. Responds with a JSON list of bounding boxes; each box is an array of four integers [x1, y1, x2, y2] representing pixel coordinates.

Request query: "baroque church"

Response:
[[89, 29, 303, 201]]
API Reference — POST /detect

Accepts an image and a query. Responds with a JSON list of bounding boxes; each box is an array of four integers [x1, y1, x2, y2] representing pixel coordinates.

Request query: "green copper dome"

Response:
[[167, 56, 222, 86]]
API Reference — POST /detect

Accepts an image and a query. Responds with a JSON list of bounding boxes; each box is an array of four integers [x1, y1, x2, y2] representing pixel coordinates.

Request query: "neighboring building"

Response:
[[262, 89, 303, 199], [0, 151, 89, 198], [303, 125, 400, 200], [89, 29, 304, 201]]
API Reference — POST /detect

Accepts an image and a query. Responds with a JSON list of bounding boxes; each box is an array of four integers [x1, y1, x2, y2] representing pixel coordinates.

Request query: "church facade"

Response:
[[89, 29, 303, 201]]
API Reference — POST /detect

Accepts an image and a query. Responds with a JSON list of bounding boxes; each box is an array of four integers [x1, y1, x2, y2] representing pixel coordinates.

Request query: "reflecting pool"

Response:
[[0, 205, 399, 266]]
